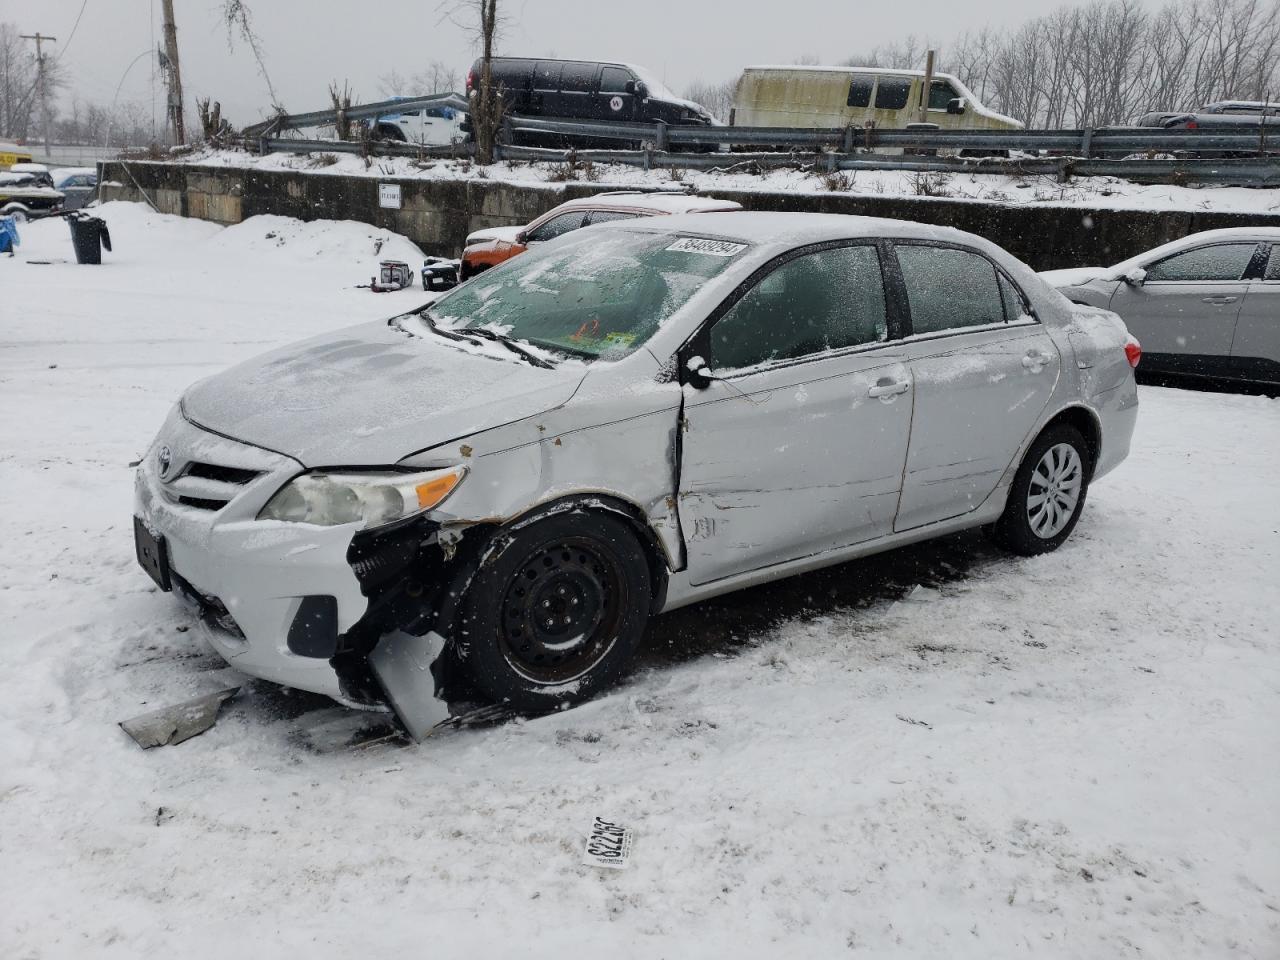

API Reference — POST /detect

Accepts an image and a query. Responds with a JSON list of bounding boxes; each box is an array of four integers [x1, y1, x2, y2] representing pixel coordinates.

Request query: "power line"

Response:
[[59, 0, 91, 58]]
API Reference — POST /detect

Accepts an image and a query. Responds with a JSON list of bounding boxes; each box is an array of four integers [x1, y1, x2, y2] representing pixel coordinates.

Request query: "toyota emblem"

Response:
[[157, 445, 172, 479]]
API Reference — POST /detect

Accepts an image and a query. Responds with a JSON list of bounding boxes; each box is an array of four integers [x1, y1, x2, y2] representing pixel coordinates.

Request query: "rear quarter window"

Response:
[[874, 77, 912, 111], [847, 77, 873, 108]]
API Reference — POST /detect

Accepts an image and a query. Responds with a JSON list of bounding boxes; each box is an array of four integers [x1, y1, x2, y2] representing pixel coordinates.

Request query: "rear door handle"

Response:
[[1201, 296, 1239, 304], [867, 379, 910, 398]]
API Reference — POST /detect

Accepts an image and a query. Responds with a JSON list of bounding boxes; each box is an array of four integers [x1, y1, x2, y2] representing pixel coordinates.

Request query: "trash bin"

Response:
[[67, 212, 111, 265], [0, 216, 18, 256]]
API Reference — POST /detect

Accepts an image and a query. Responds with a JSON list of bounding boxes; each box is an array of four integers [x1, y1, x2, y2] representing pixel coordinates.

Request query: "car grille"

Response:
[[164, 460, 263, 512]]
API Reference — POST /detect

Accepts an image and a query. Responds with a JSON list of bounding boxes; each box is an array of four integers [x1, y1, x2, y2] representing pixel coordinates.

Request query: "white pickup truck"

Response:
[[371, 101, 465, 145]]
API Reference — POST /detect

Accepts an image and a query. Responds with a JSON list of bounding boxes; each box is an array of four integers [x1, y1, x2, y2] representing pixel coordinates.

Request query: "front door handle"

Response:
[[1201, 296, 1239, 304], [867, 379, 909, 398]]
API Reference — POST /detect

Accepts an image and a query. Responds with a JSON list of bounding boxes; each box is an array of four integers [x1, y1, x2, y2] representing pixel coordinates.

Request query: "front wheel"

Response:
[[454, 512, 652, 713], [992, 424, 1093, 555]]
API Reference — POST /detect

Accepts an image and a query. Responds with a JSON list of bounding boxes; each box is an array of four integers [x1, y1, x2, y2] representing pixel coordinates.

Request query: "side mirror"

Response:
[[624, 80, 637, 95], [684, 354, 715, 390], [946, 97, 967, 115], [1123, 267, 1147, 287], [634, 81, 649, 100], [515, 230, 529, 245]]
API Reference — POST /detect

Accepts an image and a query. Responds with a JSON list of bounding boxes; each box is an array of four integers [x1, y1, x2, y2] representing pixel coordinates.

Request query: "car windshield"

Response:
[[429, 229, 748, 360]]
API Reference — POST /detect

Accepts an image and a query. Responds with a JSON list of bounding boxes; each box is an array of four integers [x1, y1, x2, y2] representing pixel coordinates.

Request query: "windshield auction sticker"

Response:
[[582, 816, 634, 870], [666, 237, 747, 257]]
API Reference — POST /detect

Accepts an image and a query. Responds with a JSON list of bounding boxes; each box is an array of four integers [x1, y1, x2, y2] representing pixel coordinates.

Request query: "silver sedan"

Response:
[[1042, 227, 1280, 386], [134, 213, 1139, 728]]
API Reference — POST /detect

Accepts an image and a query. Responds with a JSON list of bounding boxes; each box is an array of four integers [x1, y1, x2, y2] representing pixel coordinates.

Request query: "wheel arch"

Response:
[[502, 493, 672, 612], [1037, 404, 1102, 476]]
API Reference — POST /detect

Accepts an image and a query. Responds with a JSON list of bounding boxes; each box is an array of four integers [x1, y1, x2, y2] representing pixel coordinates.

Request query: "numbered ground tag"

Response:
[[582, 816, 634, 870]]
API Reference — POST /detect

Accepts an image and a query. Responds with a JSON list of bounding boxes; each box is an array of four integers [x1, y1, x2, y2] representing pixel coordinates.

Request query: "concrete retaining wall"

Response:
[[98, 160, 1280, 270]]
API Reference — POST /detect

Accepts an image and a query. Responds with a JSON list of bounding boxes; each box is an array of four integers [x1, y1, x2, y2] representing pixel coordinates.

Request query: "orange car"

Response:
[[459, 191, 742, 280]]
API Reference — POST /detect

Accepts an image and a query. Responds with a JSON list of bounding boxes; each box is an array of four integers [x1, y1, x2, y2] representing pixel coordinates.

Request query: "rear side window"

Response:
[[600, 67, 632, 93], [1145, 243, 1258, 281], [561, 62, 597, 92], [710, 245, 888, 371], [1267, 246, 1280, 280], [586, 210, 642, 226], [874, 77, 912, 110], [533, 61, 563, 91], [525, 211, 588, 242], [847, 77, 873, 108], [897, 245, 1005, 334]]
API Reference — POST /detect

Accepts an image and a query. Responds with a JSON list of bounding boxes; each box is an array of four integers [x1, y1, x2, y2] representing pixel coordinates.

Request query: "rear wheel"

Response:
[[454, 512, 651, 713], [992, 423, 1093, 556]]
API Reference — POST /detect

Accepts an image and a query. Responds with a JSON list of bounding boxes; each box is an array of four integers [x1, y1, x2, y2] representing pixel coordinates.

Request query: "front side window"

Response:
[[525, 211, 588, 243], [710, 245, 888, 371], [928, 80, 959, 110], [847, 77, 874, 108], [432, 230, 746, 360], [897, 245, 1005, 335], [600, 67, 632, 93], [874, 77, 912, 111], [1145, 243, 1259, 282]]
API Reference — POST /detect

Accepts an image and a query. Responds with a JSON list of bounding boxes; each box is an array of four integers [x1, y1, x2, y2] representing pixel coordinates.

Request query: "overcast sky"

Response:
[[9, 0, 1080, 129]]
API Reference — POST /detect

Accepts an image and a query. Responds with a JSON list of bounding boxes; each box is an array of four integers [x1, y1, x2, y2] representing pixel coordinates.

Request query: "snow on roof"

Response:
[[553, 192, 741, 215], [609, 210, 974, 247], [744, 64, 960, 81]]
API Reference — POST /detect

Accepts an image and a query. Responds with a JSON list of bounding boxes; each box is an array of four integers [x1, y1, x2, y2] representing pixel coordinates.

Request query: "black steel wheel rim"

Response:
[[497, 537, 626, 684]]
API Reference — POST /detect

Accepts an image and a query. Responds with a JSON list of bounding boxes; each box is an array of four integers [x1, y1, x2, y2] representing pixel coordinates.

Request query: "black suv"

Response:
[[465, 58, 715, 148]]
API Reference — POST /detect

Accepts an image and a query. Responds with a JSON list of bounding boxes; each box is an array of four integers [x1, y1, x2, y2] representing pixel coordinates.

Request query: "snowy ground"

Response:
[[174, 145, 1280, 214], [2, 204, 1277, 958]]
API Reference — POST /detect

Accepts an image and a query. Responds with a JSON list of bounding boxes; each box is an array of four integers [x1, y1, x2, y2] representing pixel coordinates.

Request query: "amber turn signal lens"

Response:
[[415, 470, 463, 510]]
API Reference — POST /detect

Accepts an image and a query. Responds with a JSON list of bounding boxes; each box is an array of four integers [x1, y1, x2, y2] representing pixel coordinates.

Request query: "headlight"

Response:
[[258, 466, 466, 529]]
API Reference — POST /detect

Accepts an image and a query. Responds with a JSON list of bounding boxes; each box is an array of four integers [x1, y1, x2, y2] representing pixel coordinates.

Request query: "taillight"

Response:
[[1185, 119, 1198, 129], [1124, 335, 1142, 368], [466, 69, 476, 93]]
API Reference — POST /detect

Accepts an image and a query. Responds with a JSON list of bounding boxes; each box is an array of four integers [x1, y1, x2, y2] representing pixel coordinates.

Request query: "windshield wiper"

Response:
[[462, 326, 557, 369], [411, 307, 474, 344]]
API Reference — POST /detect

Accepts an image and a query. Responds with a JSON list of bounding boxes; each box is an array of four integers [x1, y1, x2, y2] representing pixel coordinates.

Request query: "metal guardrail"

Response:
[[242, 92, 468, 139], [235, 99, 1280, 185]]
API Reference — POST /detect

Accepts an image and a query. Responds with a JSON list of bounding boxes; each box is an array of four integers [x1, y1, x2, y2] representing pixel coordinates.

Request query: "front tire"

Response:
[[993, 423, 1093, 556], [454, 512, 652, 713]]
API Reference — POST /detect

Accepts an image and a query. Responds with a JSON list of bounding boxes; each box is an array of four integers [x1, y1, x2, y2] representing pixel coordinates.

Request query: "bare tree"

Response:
[[441, 0, 503, 164], [220, 1, 284, 114]]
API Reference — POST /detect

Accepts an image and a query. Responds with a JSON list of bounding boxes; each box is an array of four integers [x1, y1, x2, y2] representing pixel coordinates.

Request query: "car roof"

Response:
[[604, 210, 990, 248], [1105, 227, 1280, 273], [745, 64, 960, 82], [548, 192, 742, 215]]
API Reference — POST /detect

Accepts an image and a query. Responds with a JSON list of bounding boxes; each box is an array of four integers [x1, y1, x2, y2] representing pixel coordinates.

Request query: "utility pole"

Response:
[[159, 0, 186, 144], [919, 49, 936, 126], [20, 32, 57, 155]]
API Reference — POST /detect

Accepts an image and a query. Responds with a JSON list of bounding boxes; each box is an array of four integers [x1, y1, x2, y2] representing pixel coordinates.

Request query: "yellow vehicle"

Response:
[[1, 142, 35, 170], [731, 65, 1022, 141]]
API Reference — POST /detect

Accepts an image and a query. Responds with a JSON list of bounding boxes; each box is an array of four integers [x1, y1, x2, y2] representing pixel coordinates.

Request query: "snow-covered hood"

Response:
[[181, 320, 584, 466], [1039, 266, 1114, 288], [465, 225, 523, 246]]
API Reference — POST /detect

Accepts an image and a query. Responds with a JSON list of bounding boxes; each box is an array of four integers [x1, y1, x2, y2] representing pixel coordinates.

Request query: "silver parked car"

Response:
[[1042, 228, 1280, 386], [134, 213, 1138, 727]]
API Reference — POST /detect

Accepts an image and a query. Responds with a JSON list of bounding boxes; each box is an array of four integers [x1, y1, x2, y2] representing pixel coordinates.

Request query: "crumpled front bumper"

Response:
[[134, 407, 369, 700]]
